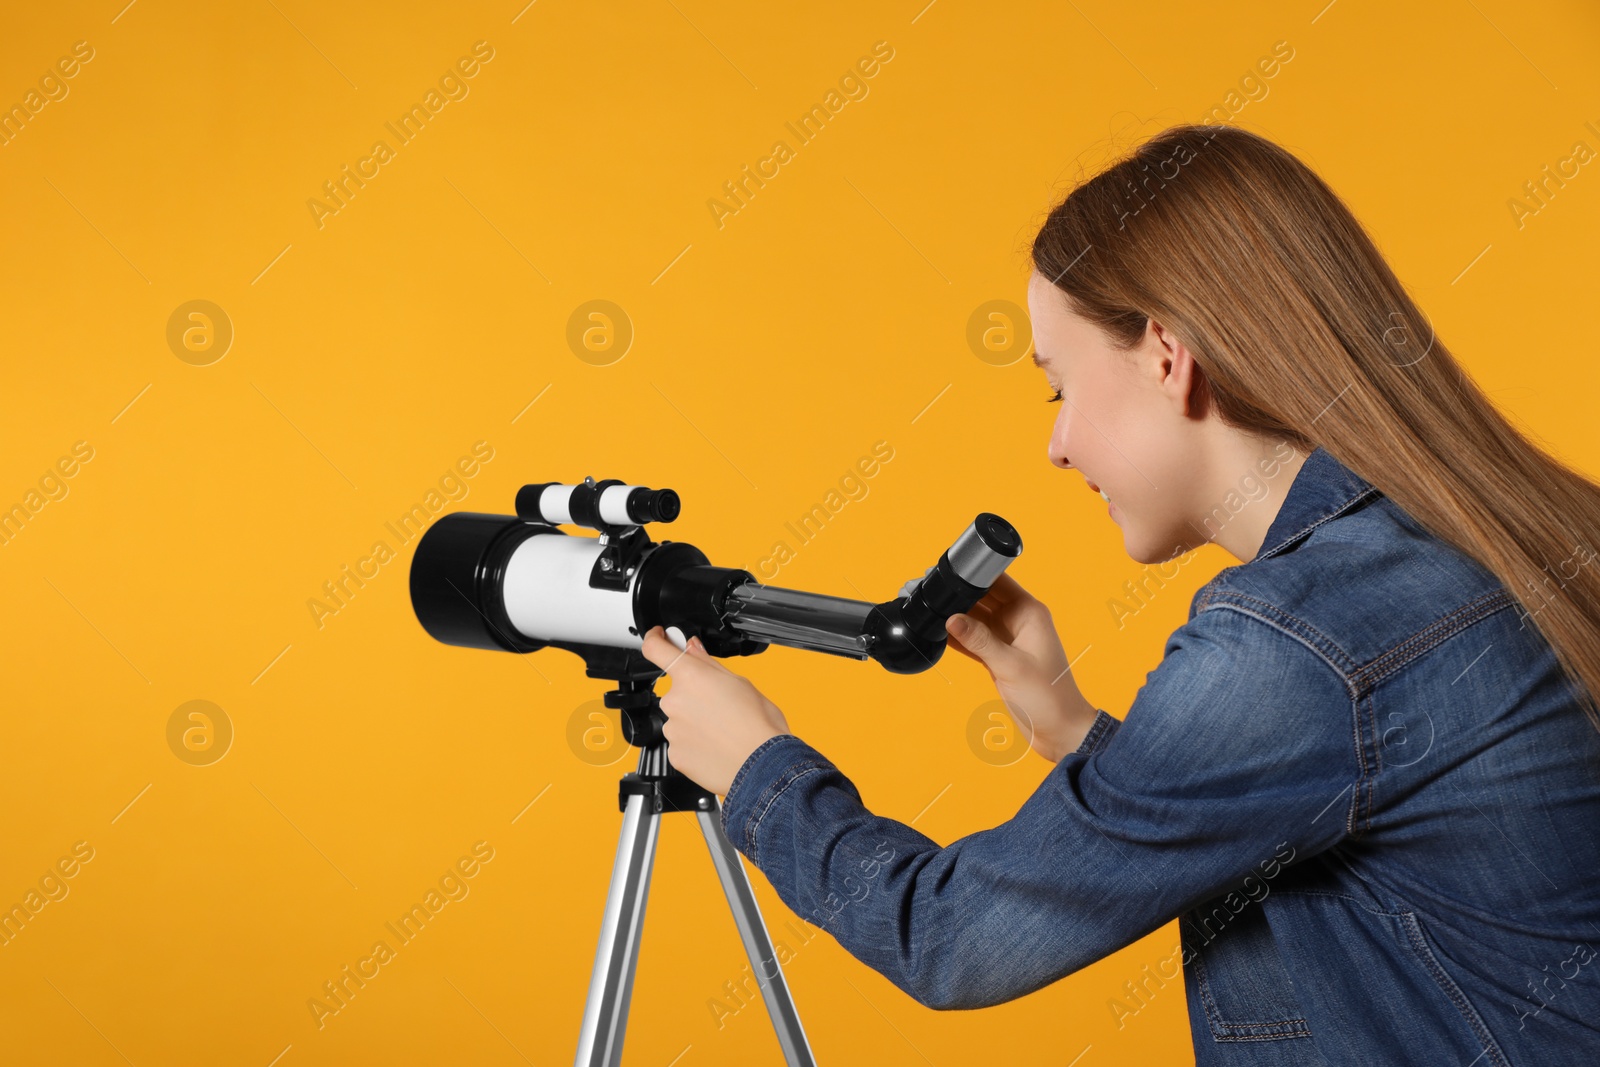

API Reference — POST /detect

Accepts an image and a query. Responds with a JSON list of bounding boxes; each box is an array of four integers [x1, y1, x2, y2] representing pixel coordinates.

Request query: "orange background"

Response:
[[2, 1, 1598, 1064]]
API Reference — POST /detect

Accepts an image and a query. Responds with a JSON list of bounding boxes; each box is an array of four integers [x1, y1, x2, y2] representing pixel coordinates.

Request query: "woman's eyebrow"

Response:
[[1031, 349, 1049, 369]]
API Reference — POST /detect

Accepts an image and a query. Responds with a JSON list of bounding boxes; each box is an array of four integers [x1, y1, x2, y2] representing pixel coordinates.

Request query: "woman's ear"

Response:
[[1151, 320, 1207, 419]]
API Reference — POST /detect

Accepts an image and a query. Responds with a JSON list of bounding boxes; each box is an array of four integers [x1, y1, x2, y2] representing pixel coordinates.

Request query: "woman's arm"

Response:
[[718, 604, 1363, 1010]]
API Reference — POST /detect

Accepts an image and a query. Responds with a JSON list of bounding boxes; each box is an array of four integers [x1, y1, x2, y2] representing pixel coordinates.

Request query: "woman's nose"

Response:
[[1048, 408, 1074, 469], [1048, 424, 1074, 469]]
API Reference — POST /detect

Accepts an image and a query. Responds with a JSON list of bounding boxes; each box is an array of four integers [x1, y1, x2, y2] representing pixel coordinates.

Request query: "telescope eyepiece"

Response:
[[946, 512, 1022, 589]]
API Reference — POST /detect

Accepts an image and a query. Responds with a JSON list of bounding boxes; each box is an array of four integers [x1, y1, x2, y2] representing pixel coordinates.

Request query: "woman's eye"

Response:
[[1046, 388, 1062, 404]]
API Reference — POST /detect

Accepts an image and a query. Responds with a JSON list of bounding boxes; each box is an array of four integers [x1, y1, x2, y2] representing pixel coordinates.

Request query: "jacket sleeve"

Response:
[[716, 603, 1365, 1010]]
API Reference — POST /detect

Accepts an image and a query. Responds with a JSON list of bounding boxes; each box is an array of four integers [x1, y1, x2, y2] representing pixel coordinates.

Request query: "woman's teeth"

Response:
[[1099, 489, 1110, 503]]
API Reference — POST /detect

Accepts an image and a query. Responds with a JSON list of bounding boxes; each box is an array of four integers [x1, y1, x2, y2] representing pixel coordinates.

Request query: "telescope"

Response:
[[407, 477, 1023, 1066], [409, 476, 1023, 682]]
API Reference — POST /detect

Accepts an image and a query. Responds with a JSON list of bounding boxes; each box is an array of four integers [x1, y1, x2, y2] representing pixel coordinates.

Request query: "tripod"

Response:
[[575, 670, 816, 1066]]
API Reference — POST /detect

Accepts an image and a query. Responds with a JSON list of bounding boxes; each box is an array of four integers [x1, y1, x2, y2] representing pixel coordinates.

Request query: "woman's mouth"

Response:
[[1086, 479, 1112, 514]]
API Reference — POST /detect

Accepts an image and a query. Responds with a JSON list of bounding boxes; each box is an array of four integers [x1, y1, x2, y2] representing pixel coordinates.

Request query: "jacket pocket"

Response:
[[1182, 896, 1313, 1042]]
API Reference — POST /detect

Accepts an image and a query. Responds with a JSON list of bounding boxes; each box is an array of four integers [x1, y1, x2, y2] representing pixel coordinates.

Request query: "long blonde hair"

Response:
[[1031, 123, 1600, 732]]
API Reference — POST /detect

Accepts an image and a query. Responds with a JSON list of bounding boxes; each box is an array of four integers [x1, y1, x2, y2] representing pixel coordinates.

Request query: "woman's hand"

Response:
[[945, 572, 1098, 762], [638, 626, 793, 796]]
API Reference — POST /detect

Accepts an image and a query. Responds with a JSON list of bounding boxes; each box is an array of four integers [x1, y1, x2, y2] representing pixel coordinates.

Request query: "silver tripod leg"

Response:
[[573, 788, 818, 1067], [575, 791, 659, 1067], [697, 804, 817, 1067]]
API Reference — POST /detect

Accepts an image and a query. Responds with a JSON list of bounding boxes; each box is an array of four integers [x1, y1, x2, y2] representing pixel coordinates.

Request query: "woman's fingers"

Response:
[[988, 573, 1052, 619], [684, 634, 731, 671], [640, 625, 695, 675], [984, 572, 1027, 605], [945, 612, 1030, 678]]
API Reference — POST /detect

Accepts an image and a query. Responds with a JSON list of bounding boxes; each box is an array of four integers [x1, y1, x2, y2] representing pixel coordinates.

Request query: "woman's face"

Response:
[[1027, 270, 1209, 565]]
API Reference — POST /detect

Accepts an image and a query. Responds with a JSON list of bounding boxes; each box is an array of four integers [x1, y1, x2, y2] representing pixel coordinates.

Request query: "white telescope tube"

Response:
[[501, 534, 642, 648]]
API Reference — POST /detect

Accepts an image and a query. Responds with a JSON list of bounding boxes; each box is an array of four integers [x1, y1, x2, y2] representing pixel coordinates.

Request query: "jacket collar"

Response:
[[1251, 446, 1382, 562]]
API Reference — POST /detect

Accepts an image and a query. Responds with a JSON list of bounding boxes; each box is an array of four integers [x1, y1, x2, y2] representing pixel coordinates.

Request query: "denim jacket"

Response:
[[718, 446, 1600, 1066]]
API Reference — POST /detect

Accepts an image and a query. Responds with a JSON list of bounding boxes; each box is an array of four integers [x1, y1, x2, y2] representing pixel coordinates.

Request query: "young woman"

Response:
[[640, 124, 1600, 1066]]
